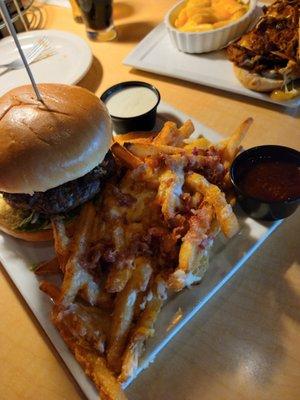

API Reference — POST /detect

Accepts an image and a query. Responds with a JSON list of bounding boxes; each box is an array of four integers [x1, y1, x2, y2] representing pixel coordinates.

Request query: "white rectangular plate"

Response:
[[0, 101, 282, 399], [124, 23, 300, 109]]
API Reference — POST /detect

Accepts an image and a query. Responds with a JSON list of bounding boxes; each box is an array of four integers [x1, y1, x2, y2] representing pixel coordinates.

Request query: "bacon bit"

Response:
[[148, 227, 166, 237], [167, 214, 189, 235], [199, 235, 214, 250], [187, 152, 225, 186], [172, 225, 186, 240], [112, 186, 137, 207], [147, 154, 167, 169], [161, 233, 179, 255], [180, 193, 192, 214], [80, 242, 103, 270], [192, 148, 206, 156], [181, 192, 203, 215], [206, 147, 220, 156], [102, 248, 118, 263], [184, 204, 213, 244], [129, 233, 152, 257]]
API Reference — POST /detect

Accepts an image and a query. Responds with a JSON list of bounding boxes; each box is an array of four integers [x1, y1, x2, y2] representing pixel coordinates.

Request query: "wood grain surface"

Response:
[[0, 1, 299, 399]]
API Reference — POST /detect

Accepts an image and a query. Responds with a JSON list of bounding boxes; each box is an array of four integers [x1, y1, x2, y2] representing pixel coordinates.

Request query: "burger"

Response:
[[227, 0, 300, 93], [0, 84, 114, 241]]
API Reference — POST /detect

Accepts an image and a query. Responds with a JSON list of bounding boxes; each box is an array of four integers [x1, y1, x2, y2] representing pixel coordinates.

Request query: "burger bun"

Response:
[[0, 195, 52, 241], [233, 65, 284, 92], [0, 84, 112, 194], [0, 223, 53, 242]]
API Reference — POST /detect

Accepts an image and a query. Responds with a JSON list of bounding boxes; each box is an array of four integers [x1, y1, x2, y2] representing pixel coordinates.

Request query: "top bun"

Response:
[[0, 84, 112, 194]]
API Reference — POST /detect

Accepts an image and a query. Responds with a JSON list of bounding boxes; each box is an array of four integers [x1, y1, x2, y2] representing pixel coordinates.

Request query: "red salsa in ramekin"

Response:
[[239, 160, 300, 202], [230, 145, 300, 220]]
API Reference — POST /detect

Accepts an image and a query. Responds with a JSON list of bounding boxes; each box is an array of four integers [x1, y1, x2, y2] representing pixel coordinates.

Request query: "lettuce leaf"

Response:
[[17, 211, 51, 232], [16, 207, 80, 232]]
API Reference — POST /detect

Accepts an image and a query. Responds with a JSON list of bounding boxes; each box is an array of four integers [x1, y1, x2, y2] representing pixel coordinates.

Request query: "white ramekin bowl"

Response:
[[165, 0, 257, 54]]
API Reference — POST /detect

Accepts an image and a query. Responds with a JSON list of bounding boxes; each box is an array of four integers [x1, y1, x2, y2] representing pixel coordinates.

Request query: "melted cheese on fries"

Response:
[[37, 117, 253, 400]]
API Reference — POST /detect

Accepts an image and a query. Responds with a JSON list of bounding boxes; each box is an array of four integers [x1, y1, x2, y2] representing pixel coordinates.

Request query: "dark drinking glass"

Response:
[[76, 0, 116, 41]]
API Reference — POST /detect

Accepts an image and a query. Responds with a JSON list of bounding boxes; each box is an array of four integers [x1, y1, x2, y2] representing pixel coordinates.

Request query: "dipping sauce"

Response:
[[105, 86, 159, 118], [240, 160, 300, 202]]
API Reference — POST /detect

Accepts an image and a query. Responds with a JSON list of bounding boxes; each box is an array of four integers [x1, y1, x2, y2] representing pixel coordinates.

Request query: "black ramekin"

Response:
[[230, 145, 300, 221], [100, 81, 161, 134]]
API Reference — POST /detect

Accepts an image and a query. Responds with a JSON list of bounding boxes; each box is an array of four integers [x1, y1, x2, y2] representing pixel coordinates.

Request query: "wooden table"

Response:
[[1, 2, 299, 399]]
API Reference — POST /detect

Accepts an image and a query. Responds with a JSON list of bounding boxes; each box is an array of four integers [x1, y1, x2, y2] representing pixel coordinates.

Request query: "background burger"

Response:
[[0, 84, 114, 241], [227, 0, 300, 94]]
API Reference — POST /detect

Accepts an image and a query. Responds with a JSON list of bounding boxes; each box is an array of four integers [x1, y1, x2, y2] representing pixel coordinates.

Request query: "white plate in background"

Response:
[[0, 101, 282, 399], [0, 29, 92, 96], [124, 23, 300, 109]]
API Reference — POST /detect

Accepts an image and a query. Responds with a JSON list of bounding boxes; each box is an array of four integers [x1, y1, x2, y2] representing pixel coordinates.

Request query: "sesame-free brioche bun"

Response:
[[0, 224, 52, 241], [233, 65, 284, 92], [0, 195, 52, 241], [0, 84, 112, 194]]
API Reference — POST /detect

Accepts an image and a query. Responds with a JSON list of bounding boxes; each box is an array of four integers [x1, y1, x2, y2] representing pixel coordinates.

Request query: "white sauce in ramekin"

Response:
[[105, 86, 158, 118]]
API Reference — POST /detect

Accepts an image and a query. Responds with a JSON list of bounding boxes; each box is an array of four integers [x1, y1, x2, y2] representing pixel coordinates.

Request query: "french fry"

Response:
[[60, 202, 100, 306], [51, 216, 70, 272], [126, 143, 185, 159], [77, 285, 114, 310], [226, 190, 237, 207], [52, 216, 70, 250], [39, 281, 60, 303], [53, 302, 111, 353], [34, 257, 60, 275], [214, 137, 229, 152], [123, 137, 153, 144], [107, 257, 152, 373], [169, 203, 214, 292], [183, 129, 206, 143], [223, 117, 253, 167], [153, 120, 194, 146], [178, 120, 195, 142], [181, 219, 219, 287], [75, 347, 127, 400], [105, 224, 134, 293], [169, 239, 213, 292], [132, 291, 147, 321], [69, 202, 96, 252], [82, 270, 114, 309], [184, 137, 212, 151], [52, 306, 127, 400], [114, 131, 155, 145], [186, 173, 239, 238], [106, 265, 133, 293], [60, 261, 100, 307], [152, 121, 177, 145], [156, 165, 185, 220], [112, 224, 126, 249], [111, 142, 143, 169], [120, 277, 167, 382], [95, 290, 115, 310]]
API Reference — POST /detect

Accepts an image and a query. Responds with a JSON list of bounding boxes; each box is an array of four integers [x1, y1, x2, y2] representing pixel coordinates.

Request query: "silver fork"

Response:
[[0, 37, 55, 75]]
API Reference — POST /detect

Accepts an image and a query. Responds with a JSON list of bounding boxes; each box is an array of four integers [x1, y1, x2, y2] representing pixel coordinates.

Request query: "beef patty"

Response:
[[3, 152, 115, 215]]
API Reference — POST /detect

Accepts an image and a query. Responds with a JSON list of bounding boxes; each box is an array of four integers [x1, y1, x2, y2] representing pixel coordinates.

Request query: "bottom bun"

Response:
[[0, 223, 53, 242], [0, 195, 53, 242], [233, 65, 283, 92]]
